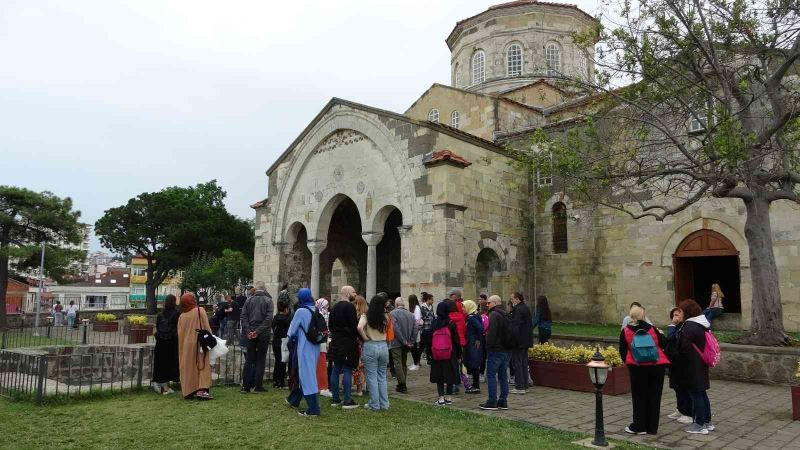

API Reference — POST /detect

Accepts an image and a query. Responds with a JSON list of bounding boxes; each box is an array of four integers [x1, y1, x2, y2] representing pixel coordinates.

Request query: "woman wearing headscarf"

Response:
[[424, 302, 461, 406], [315, 297, 332, 397], [286, 288, 322, 416], [177, 293, 213, 400], [151, 294, 180, 394], [463, 300, 485, 394]]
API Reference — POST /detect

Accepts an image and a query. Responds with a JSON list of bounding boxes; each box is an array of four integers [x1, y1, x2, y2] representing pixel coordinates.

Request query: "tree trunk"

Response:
[[740, 195, 789, 345], [145, 280, 158, 315], [0, 249, 9, 331]]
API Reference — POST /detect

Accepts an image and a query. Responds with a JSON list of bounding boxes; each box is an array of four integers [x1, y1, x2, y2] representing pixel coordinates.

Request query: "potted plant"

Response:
[[528, 343, 630, 395], [793, 360, 800, 421], [128, 315, 153, 344], [94, 313, 119, 332]]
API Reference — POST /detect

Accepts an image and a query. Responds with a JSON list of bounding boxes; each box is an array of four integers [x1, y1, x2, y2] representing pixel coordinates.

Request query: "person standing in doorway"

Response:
[[240, 281, 273, 393], [509, 292, 533, 394], [703, 284, 725, 325]]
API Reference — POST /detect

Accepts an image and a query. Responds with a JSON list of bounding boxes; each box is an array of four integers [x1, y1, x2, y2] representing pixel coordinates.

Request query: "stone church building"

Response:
[[252, 0, 800, 331]]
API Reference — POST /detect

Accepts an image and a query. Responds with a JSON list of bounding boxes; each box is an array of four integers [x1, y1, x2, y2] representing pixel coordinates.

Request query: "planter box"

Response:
[[529, 359, 631, 395], [93, 321, 119, 332], [129, 324, 154, 344], [793, 386, 800, 421]]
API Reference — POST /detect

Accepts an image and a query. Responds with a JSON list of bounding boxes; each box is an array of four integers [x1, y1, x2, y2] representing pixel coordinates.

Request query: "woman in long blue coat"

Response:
[[286, 288, 321, 416]]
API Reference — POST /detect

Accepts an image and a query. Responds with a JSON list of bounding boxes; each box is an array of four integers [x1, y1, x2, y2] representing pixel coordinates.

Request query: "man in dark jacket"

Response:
[[327, 286, 360, 409], [480, 295, 513, 411], [223, 294, 240, 342], [509, 292, 533, 394], [240, 281, 273, 393]]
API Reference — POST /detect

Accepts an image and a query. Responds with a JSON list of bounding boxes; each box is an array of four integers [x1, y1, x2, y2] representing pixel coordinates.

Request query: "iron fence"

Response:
[[0, 320, 156, 349], [0, 335, 276, 404]]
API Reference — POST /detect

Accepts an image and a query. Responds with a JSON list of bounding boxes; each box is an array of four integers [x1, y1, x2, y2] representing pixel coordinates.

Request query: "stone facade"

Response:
[[447, 1, 597, 93], [252, 1, 800, 333]]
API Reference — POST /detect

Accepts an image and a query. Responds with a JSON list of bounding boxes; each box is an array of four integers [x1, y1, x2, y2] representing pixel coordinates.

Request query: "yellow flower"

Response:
[[529, 343, 623, 367], [127, 315, 148, 326]]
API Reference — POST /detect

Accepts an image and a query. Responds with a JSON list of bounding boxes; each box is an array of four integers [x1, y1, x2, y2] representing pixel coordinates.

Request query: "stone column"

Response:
[[306, 240, 327, 298], [397, 225, 413, 297], [362, 232, 383, 299]]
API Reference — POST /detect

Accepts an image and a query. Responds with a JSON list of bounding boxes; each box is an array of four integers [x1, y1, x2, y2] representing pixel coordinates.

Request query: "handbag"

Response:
[[281, 337, 290, 363], [208, 336, 229, 365]]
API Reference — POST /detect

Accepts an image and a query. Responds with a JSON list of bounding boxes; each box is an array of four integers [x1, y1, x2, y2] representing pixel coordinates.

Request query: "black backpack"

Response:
[[301, 306, 329, 344]]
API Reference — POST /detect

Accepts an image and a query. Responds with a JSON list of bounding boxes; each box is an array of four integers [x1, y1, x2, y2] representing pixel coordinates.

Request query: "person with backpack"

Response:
[[463, 300, 485, 394], [286, 288, 323, 416], [531, 295, 552, 344], [619, 305, 670, 435], [357, 295, 391, 411], [424, 301, 461, 406], [677, 299, 716, 434], [480, 295, 513, 411]]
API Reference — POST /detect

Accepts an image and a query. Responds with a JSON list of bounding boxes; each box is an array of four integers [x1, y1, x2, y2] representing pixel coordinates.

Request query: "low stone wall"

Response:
[[549, 334, 800, 386], [6, 310, 148, 328]]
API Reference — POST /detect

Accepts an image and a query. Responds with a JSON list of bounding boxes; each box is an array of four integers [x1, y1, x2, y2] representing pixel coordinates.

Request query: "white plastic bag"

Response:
[[208, 336, 229, 364], [281, 337, 289, 363]]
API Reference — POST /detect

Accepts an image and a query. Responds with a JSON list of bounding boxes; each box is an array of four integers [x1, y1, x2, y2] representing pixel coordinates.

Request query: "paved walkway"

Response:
[[391, 364, 800, 449]]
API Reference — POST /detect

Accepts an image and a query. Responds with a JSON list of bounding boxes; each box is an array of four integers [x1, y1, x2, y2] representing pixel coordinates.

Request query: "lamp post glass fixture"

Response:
[[586, 348, 610, 447]]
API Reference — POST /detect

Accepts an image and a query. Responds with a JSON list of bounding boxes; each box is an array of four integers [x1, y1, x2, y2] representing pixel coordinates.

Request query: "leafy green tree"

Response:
[[181, 249, 252, 298], [0, 186, 84, 329], [95, 181, 254, 314], [525, 0, 800, 345]]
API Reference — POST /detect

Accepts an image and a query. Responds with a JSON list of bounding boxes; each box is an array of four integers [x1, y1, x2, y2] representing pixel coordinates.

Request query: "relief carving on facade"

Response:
[[313, 129, 366, 154]]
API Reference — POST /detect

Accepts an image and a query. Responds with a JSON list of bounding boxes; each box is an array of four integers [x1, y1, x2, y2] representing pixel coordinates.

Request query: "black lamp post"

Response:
[[586, 348, 610, 447]]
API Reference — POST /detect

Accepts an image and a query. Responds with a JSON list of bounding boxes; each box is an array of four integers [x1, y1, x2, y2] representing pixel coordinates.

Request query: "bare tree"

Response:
[[522, 0, 800, 345]]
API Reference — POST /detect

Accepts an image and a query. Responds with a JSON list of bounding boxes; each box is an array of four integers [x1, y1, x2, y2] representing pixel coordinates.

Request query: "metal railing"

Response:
[[22, 293, 131, 313]]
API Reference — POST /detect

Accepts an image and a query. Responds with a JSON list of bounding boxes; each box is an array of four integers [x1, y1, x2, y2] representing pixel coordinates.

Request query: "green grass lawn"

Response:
[[544, 322, 798, 344], [1, 332, 74, 349], [0, 388, 652, 450]]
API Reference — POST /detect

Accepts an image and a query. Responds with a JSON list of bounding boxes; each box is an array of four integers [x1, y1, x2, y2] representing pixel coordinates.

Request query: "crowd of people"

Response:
[[148, 281, 717, 437]]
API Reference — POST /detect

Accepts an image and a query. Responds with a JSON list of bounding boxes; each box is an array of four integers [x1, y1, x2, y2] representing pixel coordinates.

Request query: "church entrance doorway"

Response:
[[320, 197, 366, 301], [376, 208, 402, 299], [673, 229, 741, 313]]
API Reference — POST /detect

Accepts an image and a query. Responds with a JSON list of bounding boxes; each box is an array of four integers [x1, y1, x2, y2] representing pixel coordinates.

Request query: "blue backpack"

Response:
[[631, 329, 659, 363]]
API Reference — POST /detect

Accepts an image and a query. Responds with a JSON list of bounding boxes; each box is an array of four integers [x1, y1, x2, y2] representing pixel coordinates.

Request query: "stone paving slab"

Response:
[[388, 364, 797, 450]]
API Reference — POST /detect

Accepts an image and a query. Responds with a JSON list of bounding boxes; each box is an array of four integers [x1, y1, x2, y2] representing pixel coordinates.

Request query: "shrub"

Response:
[[95, 313, 117, 323], [127, 315, 148, 326], [528, 342, 623, 367]]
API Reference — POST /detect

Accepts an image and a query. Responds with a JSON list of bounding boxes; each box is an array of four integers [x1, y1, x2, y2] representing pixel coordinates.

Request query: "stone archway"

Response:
[[476, 247, 503, 299], [318, 195, 366, 300], [280, 222, 312, 291], [673, 229, 742, 312]]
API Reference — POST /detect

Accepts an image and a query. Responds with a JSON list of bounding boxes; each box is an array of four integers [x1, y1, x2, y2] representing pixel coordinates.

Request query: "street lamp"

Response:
[[586, 348, 610, 447]]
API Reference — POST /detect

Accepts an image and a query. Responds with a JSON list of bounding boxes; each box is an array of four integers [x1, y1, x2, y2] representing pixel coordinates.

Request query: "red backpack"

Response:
[[431, 326, 453, 361]]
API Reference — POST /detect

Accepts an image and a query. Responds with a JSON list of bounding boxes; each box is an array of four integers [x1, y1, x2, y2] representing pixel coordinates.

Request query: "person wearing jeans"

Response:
[[480, 295, 513, 410], [677, 299, 714, 434], [358, 295, 391, 411]]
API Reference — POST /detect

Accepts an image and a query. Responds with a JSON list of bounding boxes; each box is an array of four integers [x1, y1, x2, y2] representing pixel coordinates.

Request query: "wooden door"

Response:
[[673, 257, 694, 305]]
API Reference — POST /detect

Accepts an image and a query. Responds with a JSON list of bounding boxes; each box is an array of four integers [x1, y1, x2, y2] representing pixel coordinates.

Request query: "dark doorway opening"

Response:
[[673, 229, 741, 313], [320, 197, 366, 300], [377, 208, 402, 299]]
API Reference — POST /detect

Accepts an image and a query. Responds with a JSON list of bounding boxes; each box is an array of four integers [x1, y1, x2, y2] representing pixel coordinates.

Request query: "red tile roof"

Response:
[[423, 150, 473, 168]]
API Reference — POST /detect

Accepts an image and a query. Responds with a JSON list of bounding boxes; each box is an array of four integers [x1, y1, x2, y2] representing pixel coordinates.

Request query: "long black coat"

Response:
[[424, 322, 461, 384], [510, 302, 533, 349], [327, 301, 359, 367], [665, 323, 689, 390], [464, 314, 485, 370], [677, 319, 710, 391]]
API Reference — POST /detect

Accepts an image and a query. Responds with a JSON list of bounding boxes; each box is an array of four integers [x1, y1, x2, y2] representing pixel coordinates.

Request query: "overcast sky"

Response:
[[1, 0, 600, 251]]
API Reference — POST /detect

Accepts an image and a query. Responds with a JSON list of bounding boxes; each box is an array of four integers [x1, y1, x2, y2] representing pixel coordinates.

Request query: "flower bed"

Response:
[[528, 343, 630, 395]]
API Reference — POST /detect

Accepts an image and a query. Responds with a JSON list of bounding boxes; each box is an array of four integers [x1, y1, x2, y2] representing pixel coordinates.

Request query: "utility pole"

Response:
[[34, 242, 45, 336]]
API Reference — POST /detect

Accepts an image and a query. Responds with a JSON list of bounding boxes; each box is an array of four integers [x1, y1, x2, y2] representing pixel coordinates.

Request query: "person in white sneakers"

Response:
[[677, 300, 714, 435], [666, 306, 693, 424], [407, 294, 423, 371]]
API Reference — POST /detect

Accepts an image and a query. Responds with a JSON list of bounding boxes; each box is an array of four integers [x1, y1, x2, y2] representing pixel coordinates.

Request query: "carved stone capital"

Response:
[[306, 240, 327, 255], [361, 232, 384, 247]]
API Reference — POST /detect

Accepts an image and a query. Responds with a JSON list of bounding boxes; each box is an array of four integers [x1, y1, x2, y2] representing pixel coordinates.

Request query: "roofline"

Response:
[[406, 82, 545, 115], [266, 97, 505, 176], [446, 1, 598, 50], [498, 78, 572, 96], [494, 115, 586, 143]]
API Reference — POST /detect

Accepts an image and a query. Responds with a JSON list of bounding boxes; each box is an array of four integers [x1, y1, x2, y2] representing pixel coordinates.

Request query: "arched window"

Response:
[[454, 63, 461, 88], [576, 49, 588, 80], [428, 109, 439, 123], [552, 202, 568, 253], [472, 50, 485, 85], [546, 43, 561, 76], [506, 43, 522, 76], [451, 111, 460, 129]]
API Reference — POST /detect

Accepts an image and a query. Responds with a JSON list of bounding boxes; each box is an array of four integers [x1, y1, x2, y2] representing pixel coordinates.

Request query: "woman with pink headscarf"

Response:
[[315, 297, 332, 397]]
